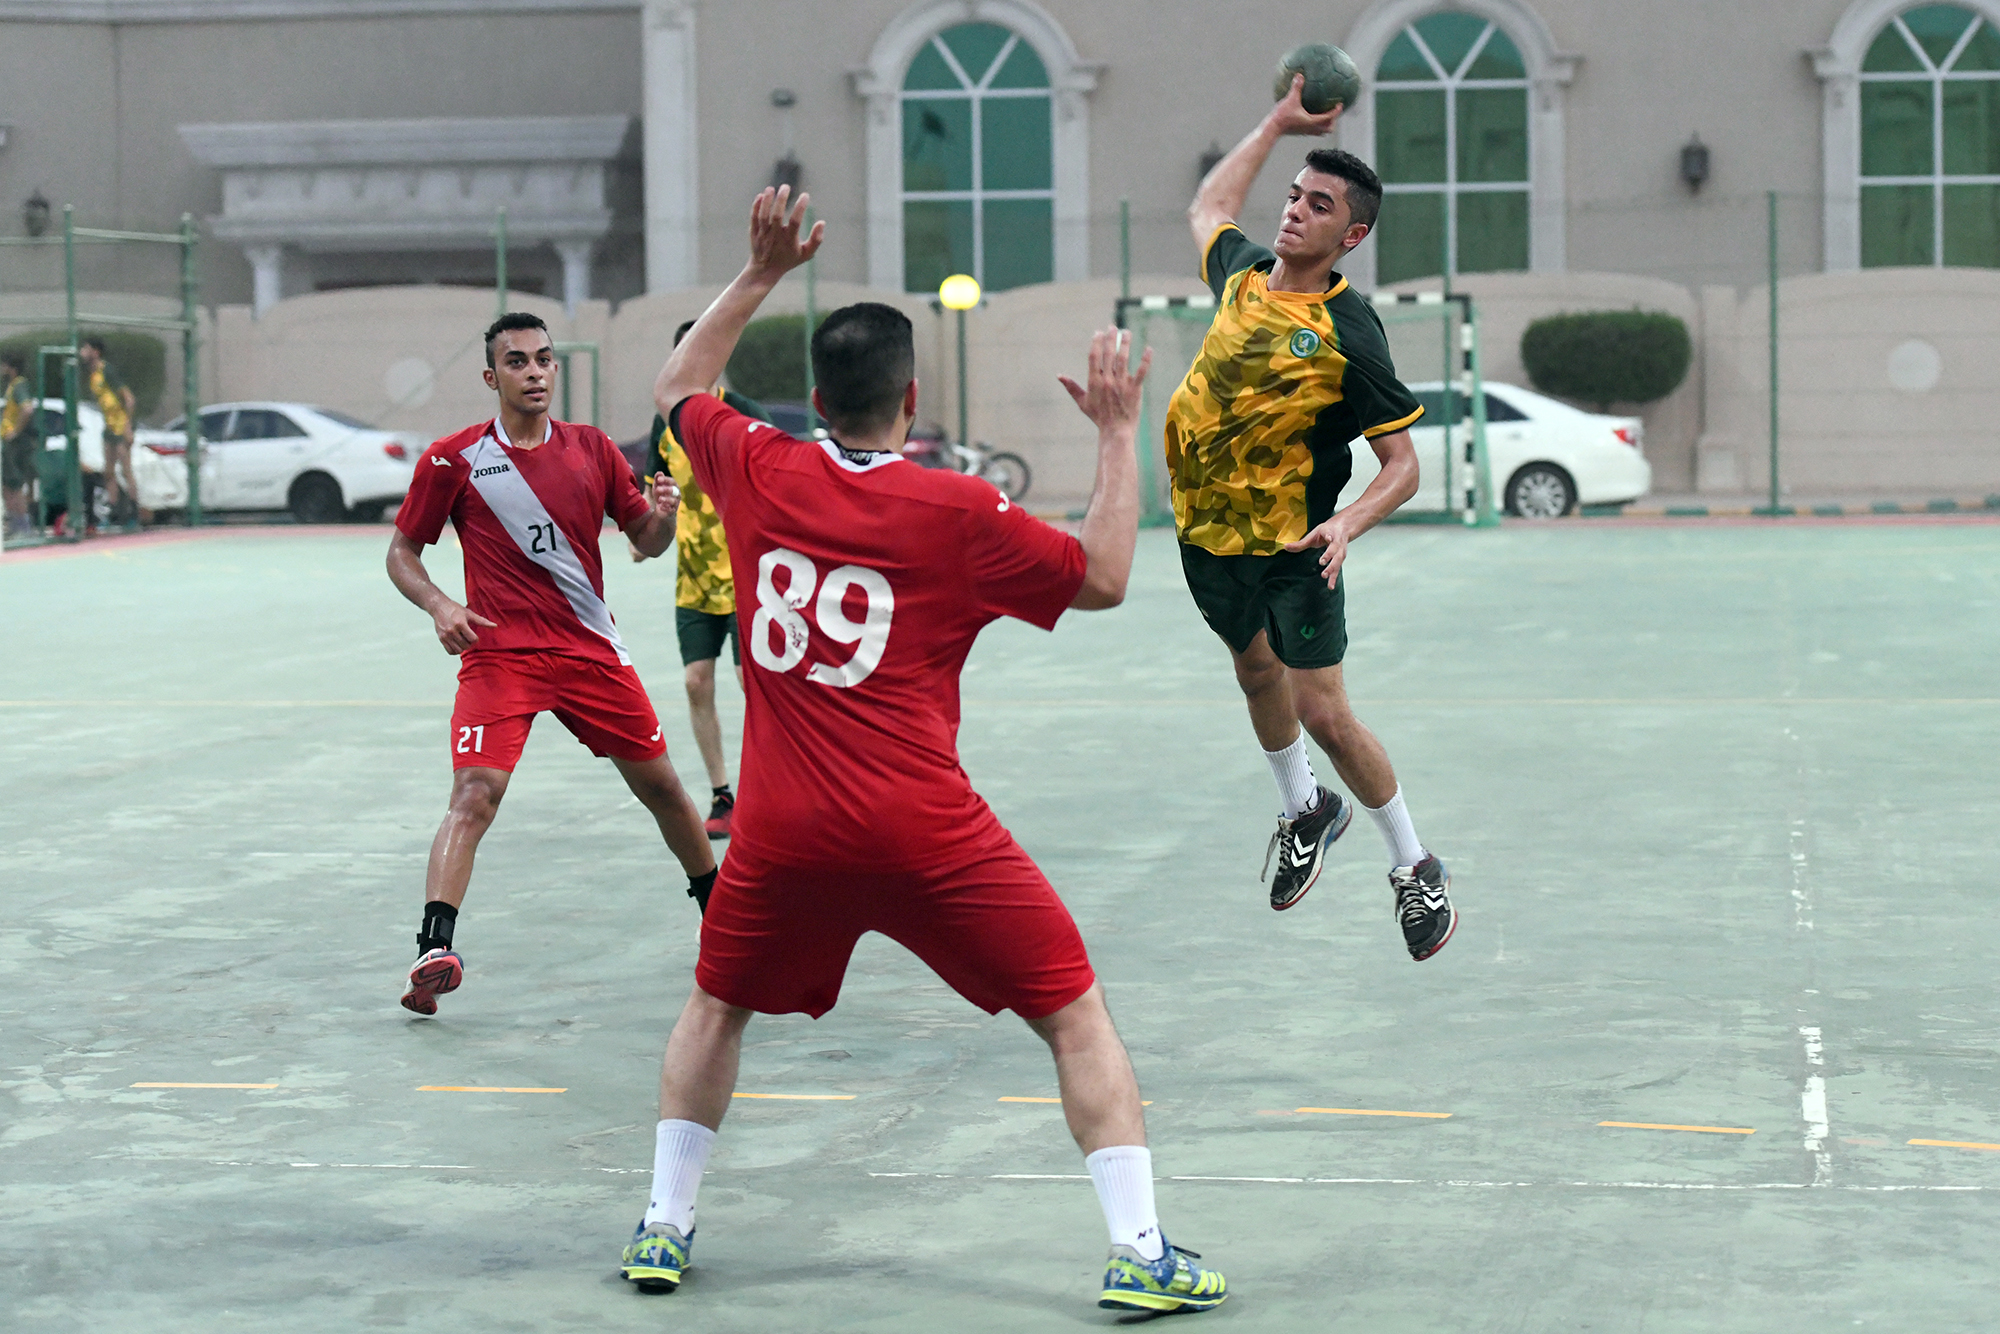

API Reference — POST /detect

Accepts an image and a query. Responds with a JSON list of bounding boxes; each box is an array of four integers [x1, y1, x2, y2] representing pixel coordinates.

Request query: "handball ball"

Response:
[[1274, 43, 1361, 114]]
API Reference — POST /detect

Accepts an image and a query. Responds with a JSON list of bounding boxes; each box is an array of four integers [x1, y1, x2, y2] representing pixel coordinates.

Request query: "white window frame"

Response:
[[1341, 0, 1576, 291], [1815, 0, 2000, 270], [853, 0, 1099, 291], [899, 28, 1055, 287]]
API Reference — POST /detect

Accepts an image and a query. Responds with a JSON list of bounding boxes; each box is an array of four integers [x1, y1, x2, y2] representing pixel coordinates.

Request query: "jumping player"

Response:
[[643, 319, 772, 840], [617, 188, 1227, 1316], [386, 312, 718, 1016], [1171, 76, 1455, 959]]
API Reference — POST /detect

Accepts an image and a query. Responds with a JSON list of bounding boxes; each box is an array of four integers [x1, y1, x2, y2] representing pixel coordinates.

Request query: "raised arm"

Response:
[[1188, 75, 1342, 250], [654, 186, 824, 419], [1058, 328, 1152, 610]]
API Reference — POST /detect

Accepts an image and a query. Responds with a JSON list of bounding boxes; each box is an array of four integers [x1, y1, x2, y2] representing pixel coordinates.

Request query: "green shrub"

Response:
[[0, 327, 168, 420], [1519, 310, 1691, 411], [725, 313, 826, 403]]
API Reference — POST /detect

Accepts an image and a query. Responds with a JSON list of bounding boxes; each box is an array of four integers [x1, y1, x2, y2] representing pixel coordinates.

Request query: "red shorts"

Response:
[[449, 650, 666, 772], [696, 830, 1096, 1021]]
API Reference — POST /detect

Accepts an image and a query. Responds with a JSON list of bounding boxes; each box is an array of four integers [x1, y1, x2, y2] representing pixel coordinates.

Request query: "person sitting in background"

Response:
[[1, 352, 41, 536]]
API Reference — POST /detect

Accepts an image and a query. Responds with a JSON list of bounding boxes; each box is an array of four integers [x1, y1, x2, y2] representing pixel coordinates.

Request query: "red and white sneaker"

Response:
[[400, 947, 463, 1015]]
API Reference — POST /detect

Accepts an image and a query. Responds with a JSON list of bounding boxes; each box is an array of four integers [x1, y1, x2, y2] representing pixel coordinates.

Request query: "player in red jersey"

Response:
[[615, 189, 1227, 1317], [386, 312, 718, 1016]]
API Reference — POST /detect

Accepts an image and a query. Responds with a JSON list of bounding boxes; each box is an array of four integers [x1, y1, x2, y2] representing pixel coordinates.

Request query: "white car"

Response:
[[1343, 381, 1653, 519], [139, 402, 421, 522]]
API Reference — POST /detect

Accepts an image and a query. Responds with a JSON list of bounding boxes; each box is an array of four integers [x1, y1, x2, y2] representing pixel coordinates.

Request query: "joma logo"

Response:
[[472, 464, 511, 478]]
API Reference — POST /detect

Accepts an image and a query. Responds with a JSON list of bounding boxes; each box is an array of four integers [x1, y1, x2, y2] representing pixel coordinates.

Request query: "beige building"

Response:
[[1, 0, 1996, 500]]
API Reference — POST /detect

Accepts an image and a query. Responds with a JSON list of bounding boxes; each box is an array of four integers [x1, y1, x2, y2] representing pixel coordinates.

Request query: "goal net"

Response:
[[1118, 291, 1496, 529]]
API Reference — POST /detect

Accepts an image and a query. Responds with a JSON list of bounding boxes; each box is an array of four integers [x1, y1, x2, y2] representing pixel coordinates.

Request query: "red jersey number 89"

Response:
[[750, 547, 895, 688]]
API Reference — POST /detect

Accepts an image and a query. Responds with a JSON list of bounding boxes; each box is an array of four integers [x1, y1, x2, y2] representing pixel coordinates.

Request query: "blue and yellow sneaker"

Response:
[[620, 1219, 693, 1292], [1098, 1237, 1227, 1313]]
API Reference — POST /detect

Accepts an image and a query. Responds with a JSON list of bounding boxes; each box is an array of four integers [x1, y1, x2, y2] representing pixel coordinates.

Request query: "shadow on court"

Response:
[[3, 519, 1997, 1331]]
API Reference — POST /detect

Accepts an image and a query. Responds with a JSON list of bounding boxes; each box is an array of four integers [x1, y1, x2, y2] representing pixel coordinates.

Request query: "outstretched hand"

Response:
[[746, 185, 825, 282], [1270, 73, 1344, 137], [1057, 327, 1152, 434]]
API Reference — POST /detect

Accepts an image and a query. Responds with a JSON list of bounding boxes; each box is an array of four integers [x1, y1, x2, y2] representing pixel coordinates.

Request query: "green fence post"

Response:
[[495, 207, 509, 323], [804, 207, 819, 435], [1766, 189, 1780, 516], [181, 213, 204, 528], [1120, 197, 1131, 303], [62, 207, 82, 540]]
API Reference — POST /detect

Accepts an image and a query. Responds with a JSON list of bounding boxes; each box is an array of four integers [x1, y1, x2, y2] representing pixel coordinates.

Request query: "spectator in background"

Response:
[[79, 336, 139, 526], [1, 352, 40, 536]]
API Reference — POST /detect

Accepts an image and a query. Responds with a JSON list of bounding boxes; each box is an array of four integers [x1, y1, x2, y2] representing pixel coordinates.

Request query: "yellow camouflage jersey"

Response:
[[1164, 225, 1424, 556], [86, 363, 131, 439], [650, 387, 770, 615]]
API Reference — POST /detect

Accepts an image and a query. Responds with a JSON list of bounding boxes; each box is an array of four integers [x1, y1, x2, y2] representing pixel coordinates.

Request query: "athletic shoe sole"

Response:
[[621, 1266, 683, 1293], [1272, 797, 1353, 912], [1409, 904, 1459, 962], [1099, 1290, 1228, 1312], [399, 950, 463, 1016]]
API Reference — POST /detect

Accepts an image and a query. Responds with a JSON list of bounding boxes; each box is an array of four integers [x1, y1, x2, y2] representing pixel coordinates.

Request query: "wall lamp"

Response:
[[23, 190, 50, 237], [1679, 134, 1710, 193]]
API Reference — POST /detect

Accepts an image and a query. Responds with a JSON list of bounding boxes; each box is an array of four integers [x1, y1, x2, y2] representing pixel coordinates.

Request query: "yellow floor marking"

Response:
[[999, 1097, 1150, 1105], [1909, 1138, 2000, 1152], [418, 1086, 567, 1094], [1600, 1121, 1756, 1135], [1296, 1107, 1453, 1119], [130, 1082, 278, 1089], [732, 1092, 855, 1101]]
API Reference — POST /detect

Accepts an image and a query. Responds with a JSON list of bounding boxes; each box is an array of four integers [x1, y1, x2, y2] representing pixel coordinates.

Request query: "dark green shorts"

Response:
[[675, 607, 739, 667], [1179, 543, 1347, 669]]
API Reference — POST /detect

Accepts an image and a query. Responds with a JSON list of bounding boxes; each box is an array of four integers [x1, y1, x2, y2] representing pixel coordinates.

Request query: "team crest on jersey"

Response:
[[1288, 328, 1321, 358]]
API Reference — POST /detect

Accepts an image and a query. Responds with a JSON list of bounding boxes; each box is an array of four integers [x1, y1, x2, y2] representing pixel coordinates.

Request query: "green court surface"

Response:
[[4, 518, 1998, 1332]]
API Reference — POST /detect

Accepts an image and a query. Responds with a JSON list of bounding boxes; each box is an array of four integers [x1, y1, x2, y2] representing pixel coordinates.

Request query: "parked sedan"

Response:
[[1343, 381, 1652, 519], [141, 402, 421, 522]]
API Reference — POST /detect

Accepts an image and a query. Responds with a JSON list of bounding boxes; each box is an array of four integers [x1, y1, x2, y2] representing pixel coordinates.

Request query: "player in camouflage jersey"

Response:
[[1170, 75, 1454, 961], [645, 320, 772, 838]]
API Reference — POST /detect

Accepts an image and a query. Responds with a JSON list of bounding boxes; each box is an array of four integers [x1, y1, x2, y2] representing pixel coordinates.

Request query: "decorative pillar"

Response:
[[556, 241, 593, 316], [245, 244, 283, 317], [643, 1, 700, 291]]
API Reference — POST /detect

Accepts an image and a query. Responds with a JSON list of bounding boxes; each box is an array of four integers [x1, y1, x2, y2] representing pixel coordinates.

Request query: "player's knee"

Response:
[[1232, 653, 1285, 697], [683, 660, 715, 702], [449, 772, 506, 826]]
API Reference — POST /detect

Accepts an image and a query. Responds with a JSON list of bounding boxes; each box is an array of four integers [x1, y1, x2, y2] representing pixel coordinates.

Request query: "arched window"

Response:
[[900, 21, 1054, 292], [1859, 4, 2000, 267], [1372, 11, 1532, 284]]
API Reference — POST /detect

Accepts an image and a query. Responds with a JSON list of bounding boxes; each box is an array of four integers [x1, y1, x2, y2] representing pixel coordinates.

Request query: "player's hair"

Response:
[[0, 350, 24, 373], [80, 335, 108, 356], [1303, 148, 1383, 231], [673, 319, 697, 346], [810, 303, 914, 435], [483, 311, 550, 368]]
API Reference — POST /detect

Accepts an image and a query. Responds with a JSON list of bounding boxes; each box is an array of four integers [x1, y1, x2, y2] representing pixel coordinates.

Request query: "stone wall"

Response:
[[30, 265, 1994, 507]]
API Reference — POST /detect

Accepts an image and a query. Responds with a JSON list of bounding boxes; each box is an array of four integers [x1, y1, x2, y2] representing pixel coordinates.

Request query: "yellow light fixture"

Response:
[[938, 273, 981, 310]]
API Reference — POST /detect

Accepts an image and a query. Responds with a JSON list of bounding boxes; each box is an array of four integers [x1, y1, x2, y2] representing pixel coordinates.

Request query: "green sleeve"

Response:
[[720, 389, 772, 424], [1330, 296, 1425, 438], [1201, 224, 1274, 301]]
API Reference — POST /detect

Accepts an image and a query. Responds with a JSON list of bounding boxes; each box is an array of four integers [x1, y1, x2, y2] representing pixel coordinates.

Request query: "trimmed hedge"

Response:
[[0, 327, 168, 420], [1519, 310, 1691, 411], [725, 313, 827, 404]]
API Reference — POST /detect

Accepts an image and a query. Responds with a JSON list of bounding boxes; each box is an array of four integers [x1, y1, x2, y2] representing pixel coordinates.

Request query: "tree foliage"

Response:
[[1519, 310, 1691, 411]]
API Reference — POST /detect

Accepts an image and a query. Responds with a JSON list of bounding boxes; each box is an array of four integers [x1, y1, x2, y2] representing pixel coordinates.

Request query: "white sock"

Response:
[[1262, 736, 1321, 821], [643, 1118, 716, 1234], [1363, 786, 1426, 867], [1086, 1145, 1164, 1261]]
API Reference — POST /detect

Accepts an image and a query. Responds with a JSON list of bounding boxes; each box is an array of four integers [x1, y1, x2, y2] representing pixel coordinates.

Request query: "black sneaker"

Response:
[[1392, 854, 1456, 960], [703, 788, 734, 840], [1261, 786, 1352, 911]]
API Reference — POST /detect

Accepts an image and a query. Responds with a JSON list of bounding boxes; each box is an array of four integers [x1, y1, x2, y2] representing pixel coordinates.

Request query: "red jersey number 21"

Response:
[[750, 547, 894, 688]]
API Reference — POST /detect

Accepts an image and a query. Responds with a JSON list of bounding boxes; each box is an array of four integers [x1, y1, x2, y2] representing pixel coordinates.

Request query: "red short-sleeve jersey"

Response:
[[672, 392, 1086, 869], [395, 416, 650, 666]]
